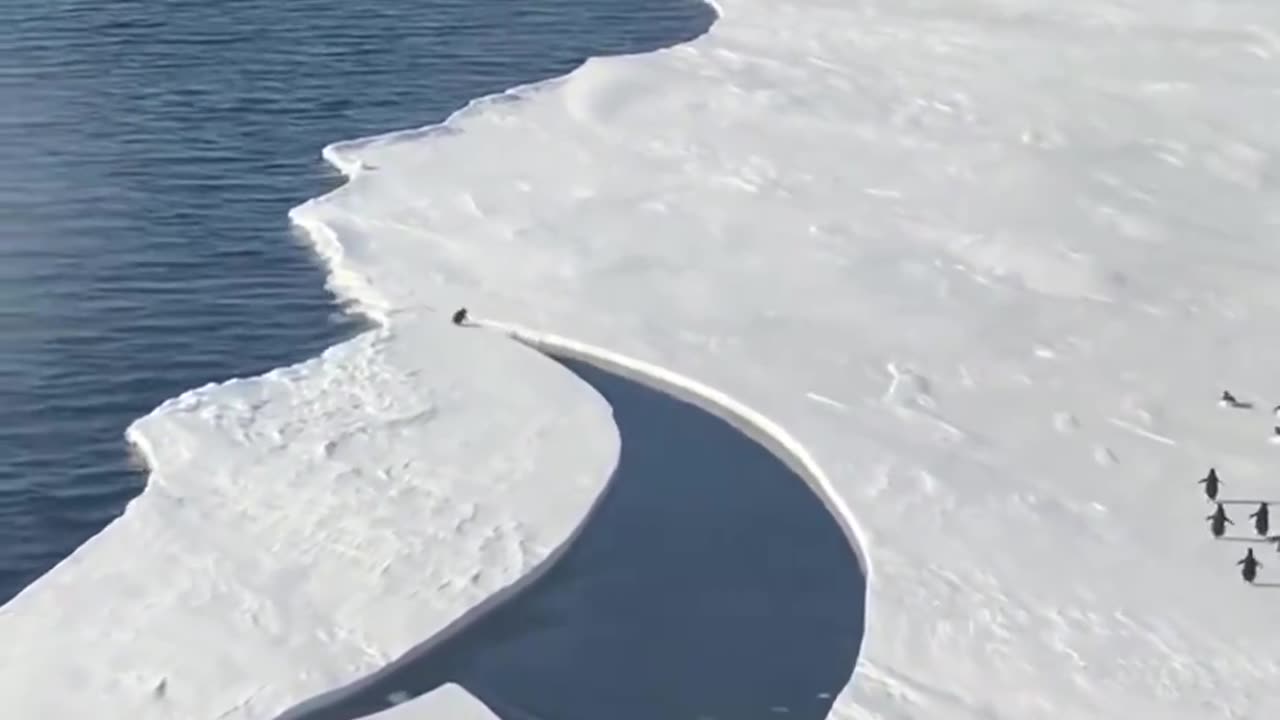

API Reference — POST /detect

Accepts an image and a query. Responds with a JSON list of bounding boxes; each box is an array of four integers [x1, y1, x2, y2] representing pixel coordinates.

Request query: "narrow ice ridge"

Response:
[[474, 315, 872, 579]]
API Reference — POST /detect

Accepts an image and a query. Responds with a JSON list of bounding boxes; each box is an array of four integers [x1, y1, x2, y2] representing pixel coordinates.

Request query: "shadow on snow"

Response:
[[273, 355, 867, 720]]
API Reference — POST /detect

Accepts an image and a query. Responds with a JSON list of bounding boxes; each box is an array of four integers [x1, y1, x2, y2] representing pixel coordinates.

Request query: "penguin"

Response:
[[1238, 548, 1261, 584], [1198, 468, 1222, 502], [1207, 502, 1233, 539], [1250, 502, 1270, 537], [451, 307, 468, 326], [1221, 390, 1239, 406]]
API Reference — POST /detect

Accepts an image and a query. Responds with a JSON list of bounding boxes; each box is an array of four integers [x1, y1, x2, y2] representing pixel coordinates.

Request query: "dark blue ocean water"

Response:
[[0, 0, 714, 604]]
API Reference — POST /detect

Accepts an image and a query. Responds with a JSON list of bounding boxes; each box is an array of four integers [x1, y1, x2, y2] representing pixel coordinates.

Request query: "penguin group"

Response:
[[1202, 482, 1270, 583], [1203, 388, 1280, 584]]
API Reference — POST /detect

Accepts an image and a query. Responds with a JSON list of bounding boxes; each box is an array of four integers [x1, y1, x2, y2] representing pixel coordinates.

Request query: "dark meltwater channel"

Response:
[[0, 0, 714, 604], [274, 356, 867, 720]]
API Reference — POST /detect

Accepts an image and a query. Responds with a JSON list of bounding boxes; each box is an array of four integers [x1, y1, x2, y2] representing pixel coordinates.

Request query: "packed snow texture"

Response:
[[6, 0, 1280, 716]]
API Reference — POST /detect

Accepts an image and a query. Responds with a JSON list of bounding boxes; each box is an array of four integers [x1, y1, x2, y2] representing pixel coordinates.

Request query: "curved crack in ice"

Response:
[[477, 316, 872, 580], [271, 315, 870, 719]]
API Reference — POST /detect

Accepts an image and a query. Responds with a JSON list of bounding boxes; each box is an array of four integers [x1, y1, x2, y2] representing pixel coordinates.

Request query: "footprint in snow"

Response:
[[1052, 412, 1079, 433]]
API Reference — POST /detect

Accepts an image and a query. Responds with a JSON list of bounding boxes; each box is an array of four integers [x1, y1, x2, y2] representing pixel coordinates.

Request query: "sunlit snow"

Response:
[[6, 0, 1280, 716]]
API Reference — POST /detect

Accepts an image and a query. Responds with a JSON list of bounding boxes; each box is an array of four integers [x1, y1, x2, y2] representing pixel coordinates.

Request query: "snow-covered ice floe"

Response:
[[8, 0, 1280, 715]]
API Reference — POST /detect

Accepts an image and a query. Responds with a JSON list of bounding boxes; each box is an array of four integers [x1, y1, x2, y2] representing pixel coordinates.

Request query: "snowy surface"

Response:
[[0, 322, 619, 717], [7, 0, 1280, 716]]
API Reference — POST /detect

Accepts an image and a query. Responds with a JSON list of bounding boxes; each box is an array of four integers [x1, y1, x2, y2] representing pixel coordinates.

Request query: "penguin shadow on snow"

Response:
[[269, 355, 867, 720], [1217, 391, 1255, 410]]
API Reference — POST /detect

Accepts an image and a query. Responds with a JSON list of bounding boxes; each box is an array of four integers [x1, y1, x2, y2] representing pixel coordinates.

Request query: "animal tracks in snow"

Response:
[[875, 358, 1161, 469], [1053, 412, 1080, 434], [882, 362, 966, 441], [1106, 418, 1177, 447]]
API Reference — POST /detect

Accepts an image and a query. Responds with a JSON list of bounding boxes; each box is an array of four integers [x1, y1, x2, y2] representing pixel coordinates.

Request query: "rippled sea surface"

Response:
[[0, 0, 714, 604]]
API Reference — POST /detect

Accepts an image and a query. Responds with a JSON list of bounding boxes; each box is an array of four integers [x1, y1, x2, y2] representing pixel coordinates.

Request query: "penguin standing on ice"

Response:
[[1222, 390, 1239, 407], [1207, 503, 1233, 539], [1250, 502, 1270, 537], [1237, 548, 1261, 584], [1198, 468, 1222, 502], [451, 307, 468, 326]]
